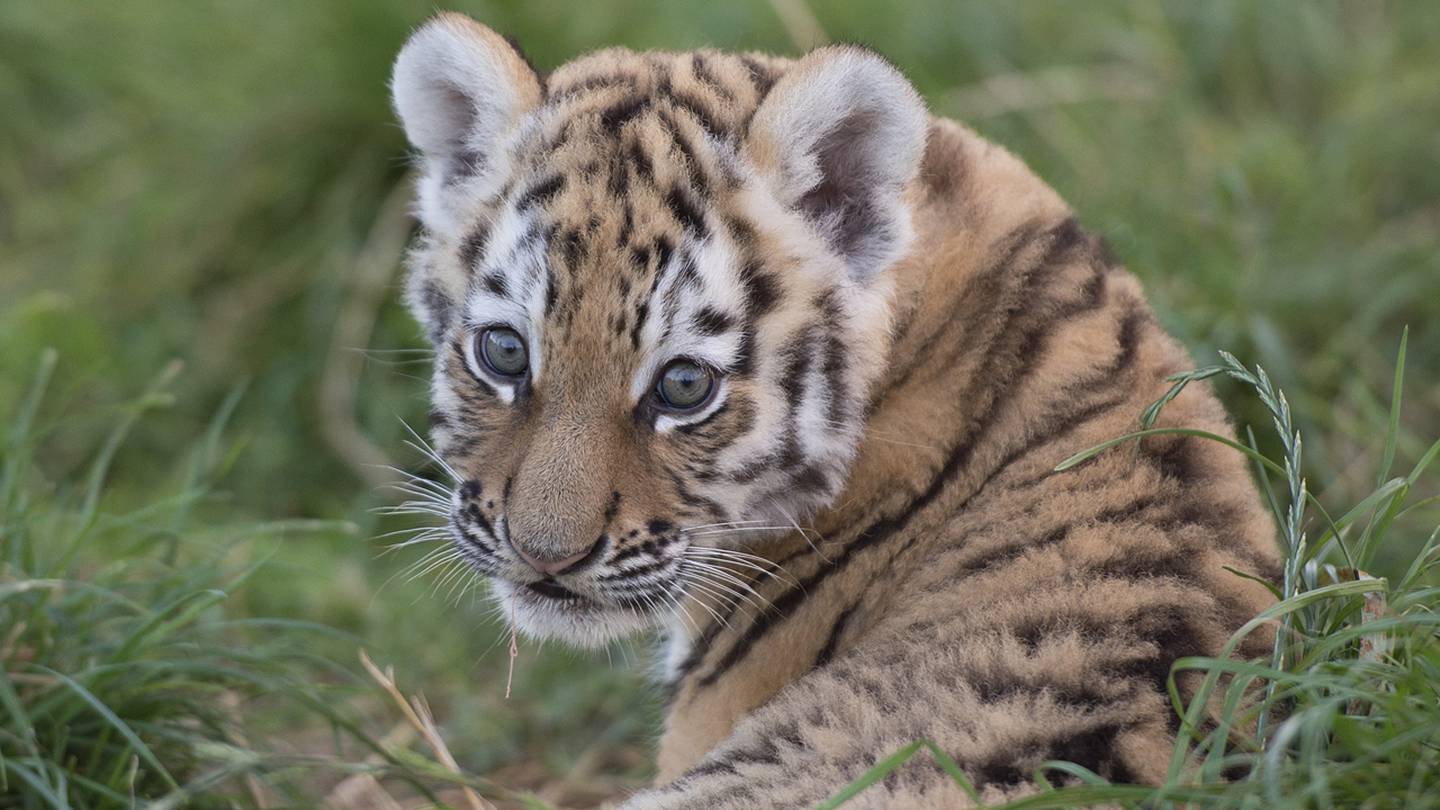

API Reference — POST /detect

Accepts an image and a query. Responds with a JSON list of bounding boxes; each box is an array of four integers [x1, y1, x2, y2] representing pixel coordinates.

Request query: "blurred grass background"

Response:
[[1, 0, 1438, 805]]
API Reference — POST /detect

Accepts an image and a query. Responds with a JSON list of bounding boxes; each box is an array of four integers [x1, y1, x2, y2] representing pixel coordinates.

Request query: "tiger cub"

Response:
[[389, 13, 1277, 807]]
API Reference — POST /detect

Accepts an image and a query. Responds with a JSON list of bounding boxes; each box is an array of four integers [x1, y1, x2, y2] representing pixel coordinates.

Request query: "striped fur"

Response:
[[389, 14, 1278, 806]]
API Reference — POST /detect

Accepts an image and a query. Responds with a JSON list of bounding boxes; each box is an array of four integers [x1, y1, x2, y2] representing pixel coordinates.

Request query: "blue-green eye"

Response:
[[655, 360, 715, 410], [477, 327, 528, 378]]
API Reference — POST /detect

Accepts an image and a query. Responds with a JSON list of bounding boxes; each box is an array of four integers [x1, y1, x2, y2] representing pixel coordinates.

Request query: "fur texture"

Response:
[[389, 14, 1278, 806]]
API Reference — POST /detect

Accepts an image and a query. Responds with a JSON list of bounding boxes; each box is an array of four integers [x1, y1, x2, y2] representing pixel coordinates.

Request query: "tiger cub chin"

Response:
[[388, 13, 1277, 807]]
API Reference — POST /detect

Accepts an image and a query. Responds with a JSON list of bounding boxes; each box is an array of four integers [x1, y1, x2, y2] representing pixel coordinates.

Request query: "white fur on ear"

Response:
[[391, 14, 542, 230], [745, 47, 929, 280]]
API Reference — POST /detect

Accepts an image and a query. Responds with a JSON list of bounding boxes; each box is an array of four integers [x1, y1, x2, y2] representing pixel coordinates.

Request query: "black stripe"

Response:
[[552, 72, 639, 98], [813, 601, 859, 668], [739, 55, 778, 96], [458, 225, 490, 271], [693, 306, 734, 336], [609, 539, 661, 566], [599, 96, 651, 134], [657, 108, 713, 196], [419, 282, 454, 343], [627, 136, 655, 181], [516, 175, 566, 210], [427, 407, 449, 429], [739, 260, 779, 319], [481, 272, 509, 298], [667, 87, 726, 139], [691, 53, 734, 102]]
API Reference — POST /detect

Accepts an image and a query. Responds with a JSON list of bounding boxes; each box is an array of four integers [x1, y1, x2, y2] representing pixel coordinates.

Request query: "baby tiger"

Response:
[[388, 13, 1278, 807]]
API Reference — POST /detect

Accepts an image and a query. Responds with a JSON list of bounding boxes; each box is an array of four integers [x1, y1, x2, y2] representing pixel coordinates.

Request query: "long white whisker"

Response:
[[407, 547, 464, 583], [685, 550, 787, 578], [683, 547, 786, 569], [657, 588, 703, 636], [372, 500, 451, 514], [683, 556, 776, 606], [674, 581, 733, 629], [680, 560, 769, 615], [684, 525, 794, 538], [778, 506, 830, 564], [374, 523, 447, 541], [398, 418, 461, 483], [683, 547, 796, 584], [677, 519, 773, 532], [384, 478, 453, 501], [379, 531, 451, 555], [374, 463, 453, 491]]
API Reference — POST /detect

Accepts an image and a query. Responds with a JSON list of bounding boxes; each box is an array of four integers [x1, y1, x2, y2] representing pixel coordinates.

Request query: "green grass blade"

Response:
[[110, 588, 227, 662], [0, 348, 57, 517], [1404, 436, 1440, 486], [1054, 427, 1280, 475], [1166, 578, 1388, 782], [31, 665, 181, 791], [1, 759, 70, 809], [75, 359, 184, 530], [0, 662, 39, 758], [814, 740, 924, 809], [1377, 327, 1407, 487], [814, 739, 981, 808], [920, 740, 982, 803], [1223, 565, 1283, 599]]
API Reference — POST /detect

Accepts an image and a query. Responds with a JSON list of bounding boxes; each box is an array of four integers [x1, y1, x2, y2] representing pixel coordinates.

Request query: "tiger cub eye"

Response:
[[478, 327, 528, 377], [656, 360, 714, 410]]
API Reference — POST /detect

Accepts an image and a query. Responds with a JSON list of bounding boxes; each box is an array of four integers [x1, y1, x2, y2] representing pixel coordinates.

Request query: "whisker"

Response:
[[683, 555, 777, 602], [677, 519, 773, 532], [778, 506, 830, 564], [680, 560, 770, 614], [398, 418, 461, 483], [656, 587, 704, 637], [384, 476, 453, 500], [372, 502, 451, 518], [374, 523, 447, 541], [684, 548, 796, 586], [379, 530, 451, 554], [371, 463, 452, 490], [683, 525, 794, 538], [406, 547, 464, 584], [665, 579, 725, 631]]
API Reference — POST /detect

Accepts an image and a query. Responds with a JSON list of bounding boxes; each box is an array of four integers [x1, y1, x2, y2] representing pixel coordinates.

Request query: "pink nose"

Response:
[[512, 541, 601, 576]]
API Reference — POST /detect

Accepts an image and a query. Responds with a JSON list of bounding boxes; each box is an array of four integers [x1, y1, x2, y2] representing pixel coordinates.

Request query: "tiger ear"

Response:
[[744, 46, 928, 280], [391, 13, 543, 230]]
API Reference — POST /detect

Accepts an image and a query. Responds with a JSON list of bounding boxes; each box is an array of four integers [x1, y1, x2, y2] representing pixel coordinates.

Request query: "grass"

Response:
[[0, 351, 507, 807], [1, 0, 1438, 806]]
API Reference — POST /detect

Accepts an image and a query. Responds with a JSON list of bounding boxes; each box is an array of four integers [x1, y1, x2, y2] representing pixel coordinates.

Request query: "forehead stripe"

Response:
[[481, 272, 509, 298], [515, 174, 566, 210], [458, 224, 490, 271], [693, 307, 734, 336]]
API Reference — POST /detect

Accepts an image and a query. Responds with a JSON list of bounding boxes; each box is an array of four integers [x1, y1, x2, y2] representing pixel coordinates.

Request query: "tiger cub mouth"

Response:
[[524, 579, 584, 602]]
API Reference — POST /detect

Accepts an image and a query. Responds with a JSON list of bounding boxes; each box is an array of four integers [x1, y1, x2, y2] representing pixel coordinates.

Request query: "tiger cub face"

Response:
[[391, 13, 928, 646]]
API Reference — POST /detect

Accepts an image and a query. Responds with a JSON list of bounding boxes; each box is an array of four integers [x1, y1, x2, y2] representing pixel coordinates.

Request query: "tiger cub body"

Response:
[[389, 14, 1277, 807]]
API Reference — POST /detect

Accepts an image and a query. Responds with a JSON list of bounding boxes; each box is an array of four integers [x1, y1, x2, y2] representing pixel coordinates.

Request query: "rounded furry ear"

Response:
[[744, 46, 928, 280], [391, 13, 542, 188]]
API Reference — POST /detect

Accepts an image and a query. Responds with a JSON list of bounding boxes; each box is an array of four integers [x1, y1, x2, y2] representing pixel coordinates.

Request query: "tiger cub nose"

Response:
[[511, 538, 604, 576]]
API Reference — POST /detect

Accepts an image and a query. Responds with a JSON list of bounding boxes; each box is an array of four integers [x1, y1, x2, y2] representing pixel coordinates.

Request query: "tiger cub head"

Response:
[[391, 13, 928, 646]]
